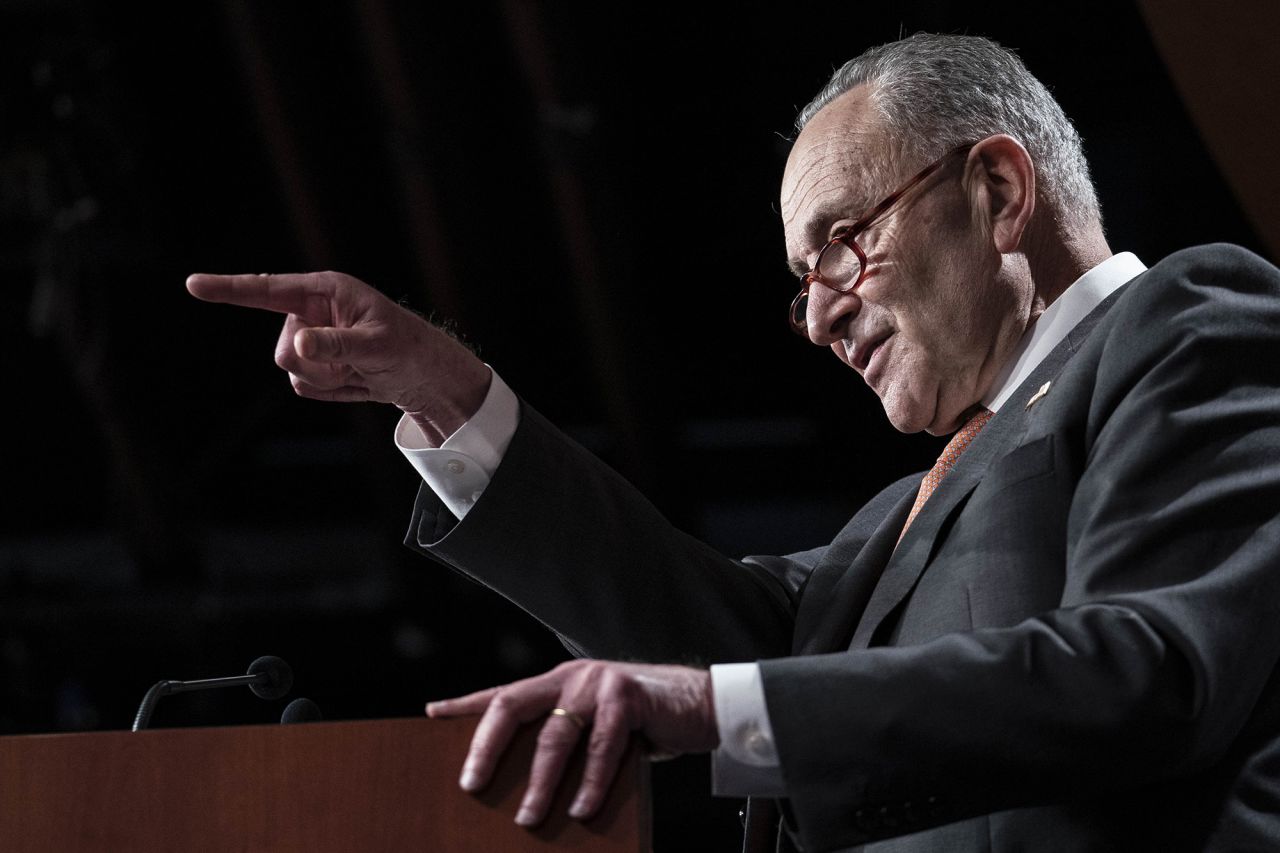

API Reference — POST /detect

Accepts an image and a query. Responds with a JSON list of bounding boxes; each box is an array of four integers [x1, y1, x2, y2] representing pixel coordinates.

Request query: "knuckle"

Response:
[[326, 271, 356, 296], [363, 332, 386, 360], [574, 660, 610, 684], [597, 671, 634, 706], [488, 690, 515, 715], [322, 331, 344, 358], [597, 667, 625, 691], [584, 659, 610, 676]]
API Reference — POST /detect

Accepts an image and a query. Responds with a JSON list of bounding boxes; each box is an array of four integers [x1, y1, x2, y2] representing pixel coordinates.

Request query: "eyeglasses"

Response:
[[789, 144, 974, 334]]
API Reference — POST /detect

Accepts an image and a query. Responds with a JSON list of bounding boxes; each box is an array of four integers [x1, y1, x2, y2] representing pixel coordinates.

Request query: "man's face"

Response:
[[781, 87, 1030, 435]]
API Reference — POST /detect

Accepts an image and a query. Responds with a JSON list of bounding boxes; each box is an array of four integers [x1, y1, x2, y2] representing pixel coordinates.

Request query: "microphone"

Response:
[[132, 655, 294, 731], [280, 697, 323, 724]]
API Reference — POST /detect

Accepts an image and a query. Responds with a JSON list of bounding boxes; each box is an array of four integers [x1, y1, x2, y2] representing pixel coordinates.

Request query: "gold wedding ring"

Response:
[[549, 707, 588, 731]]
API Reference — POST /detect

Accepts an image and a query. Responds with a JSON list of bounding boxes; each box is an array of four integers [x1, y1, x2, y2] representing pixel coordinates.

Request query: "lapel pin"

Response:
[[1025, 381, 1052, 411]]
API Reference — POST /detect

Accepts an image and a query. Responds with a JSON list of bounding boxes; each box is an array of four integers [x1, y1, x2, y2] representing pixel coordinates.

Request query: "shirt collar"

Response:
[[983, 252, 1147, 413]]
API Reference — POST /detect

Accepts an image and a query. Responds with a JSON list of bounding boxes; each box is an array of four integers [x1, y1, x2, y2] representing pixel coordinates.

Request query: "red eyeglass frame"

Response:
[[789, 143, 976, 334]]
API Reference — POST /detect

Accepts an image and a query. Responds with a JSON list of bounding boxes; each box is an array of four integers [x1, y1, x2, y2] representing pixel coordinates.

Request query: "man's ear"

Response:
[[965, 134, 1035, 253]]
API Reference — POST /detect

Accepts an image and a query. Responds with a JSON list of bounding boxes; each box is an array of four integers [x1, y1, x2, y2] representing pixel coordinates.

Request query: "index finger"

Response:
[[426, 686, 503, 718], [185, 272, 332, 317]]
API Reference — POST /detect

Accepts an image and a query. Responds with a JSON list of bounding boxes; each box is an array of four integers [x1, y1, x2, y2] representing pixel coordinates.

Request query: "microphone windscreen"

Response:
[[281, 697, 324, 724], [247, 656, 294, 700]]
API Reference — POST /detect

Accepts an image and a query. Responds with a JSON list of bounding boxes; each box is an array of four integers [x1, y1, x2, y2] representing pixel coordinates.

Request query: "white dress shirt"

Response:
[[396, 252, 1147, 796]]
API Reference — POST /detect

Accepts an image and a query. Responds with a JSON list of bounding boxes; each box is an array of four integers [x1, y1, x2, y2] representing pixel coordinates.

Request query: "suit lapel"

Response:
[[842, 284, 1132, 651], [848, 396, 1034, 648], [792, 485, 916, 656]]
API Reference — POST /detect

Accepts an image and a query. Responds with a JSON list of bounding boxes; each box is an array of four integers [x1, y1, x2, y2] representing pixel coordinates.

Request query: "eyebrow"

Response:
[[786, 199, 869, 278]]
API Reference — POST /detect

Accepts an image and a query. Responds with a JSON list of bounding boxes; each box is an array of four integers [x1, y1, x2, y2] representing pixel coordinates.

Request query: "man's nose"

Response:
[[805, 283, 862, 346]]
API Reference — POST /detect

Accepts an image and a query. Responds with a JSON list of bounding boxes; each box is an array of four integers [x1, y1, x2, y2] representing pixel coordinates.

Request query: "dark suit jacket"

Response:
[[407, 244, 1280, 852]]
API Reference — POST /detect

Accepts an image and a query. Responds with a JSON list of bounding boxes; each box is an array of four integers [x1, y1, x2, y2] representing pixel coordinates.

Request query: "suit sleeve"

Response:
[[403, 403, 815, 665], [760, 245, 1280, 850]]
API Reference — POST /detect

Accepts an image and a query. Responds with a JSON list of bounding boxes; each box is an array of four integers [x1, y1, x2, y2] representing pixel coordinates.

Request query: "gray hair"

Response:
[[797, 33, 1102, 231]]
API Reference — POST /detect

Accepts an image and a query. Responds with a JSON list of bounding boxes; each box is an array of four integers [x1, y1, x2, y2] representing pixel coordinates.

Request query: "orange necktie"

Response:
[[899, 408, 994, 541]]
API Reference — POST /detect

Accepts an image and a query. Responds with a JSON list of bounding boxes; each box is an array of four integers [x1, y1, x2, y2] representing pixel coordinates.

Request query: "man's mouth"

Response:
[[853, 332, 892, 373]]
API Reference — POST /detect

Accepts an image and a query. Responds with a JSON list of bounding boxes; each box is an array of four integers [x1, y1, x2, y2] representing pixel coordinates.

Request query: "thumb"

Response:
[[295, 326, 379, 364]]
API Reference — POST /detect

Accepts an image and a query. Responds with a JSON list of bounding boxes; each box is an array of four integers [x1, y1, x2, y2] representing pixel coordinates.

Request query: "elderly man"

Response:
[[189, 34, 1280, 853]]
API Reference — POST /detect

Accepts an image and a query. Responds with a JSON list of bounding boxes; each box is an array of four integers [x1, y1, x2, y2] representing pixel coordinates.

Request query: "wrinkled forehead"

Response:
[[780, 88, 889, 260]]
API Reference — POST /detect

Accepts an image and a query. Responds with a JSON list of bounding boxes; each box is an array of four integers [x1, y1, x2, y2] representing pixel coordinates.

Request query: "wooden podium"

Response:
[[0, 717, 650, 851]]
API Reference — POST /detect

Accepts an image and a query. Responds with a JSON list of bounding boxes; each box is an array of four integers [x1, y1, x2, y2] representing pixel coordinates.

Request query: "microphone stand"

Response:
[[133, 674, 269, 732], [132, 656, 293, 731]]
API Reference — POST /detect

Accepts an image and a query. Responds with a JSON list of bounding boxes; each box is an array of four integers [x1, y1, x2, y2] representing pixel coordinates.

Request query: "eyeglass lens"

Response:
[[792, 240, 864, 331], [790, 292, 809, 329], [816, 240, 862, 290]]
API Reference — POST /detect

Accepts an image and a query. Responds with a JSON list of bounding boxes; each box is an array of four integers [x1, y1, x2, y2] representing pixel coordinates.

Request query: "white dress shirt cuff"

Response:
[[709, 663, 786, 797], [394, 368, 520, 520]]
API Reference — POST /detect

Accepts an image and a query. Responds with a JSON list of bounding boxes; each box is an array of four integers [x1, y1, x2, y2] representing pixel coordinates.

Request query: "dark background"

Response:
[[0, 0, 1268, 847]]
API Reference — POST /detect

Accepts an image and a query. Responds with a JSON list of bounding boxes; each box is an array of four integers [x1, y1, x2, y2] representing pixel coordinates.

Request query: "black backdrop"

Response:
[[0, 0, 1266, 847]]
